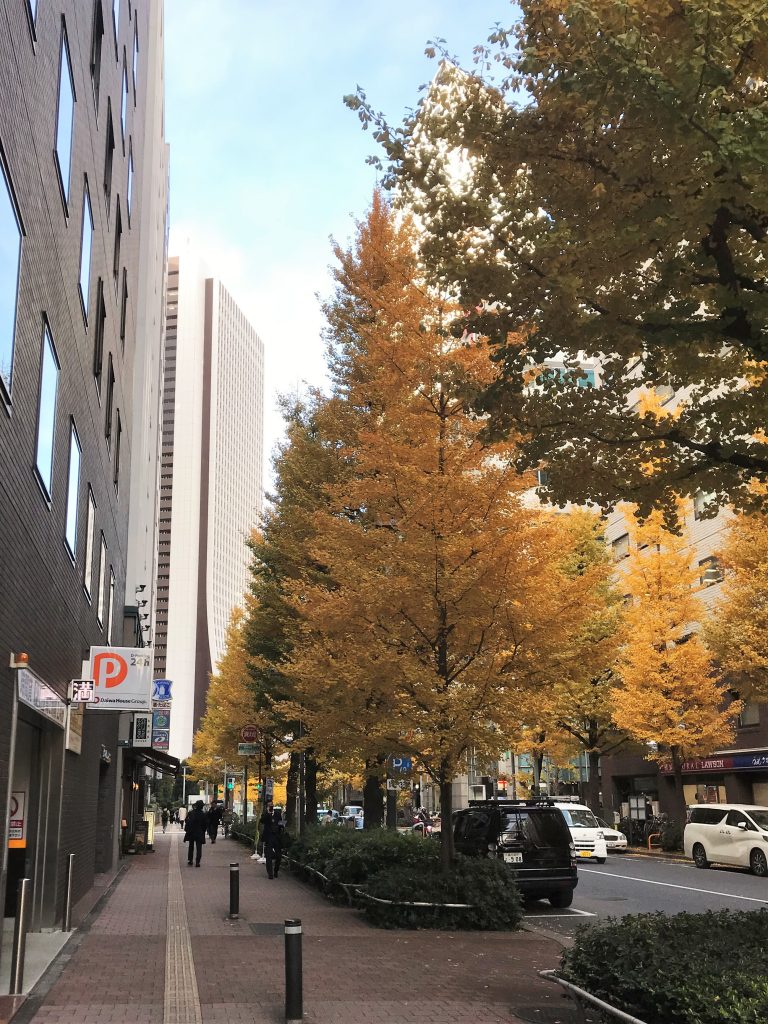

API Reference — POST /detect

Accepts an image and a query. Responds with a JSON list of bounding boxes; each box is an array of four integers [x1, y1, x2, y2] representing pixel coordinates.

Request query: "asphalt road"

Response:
[[525, 852, 768, 936]]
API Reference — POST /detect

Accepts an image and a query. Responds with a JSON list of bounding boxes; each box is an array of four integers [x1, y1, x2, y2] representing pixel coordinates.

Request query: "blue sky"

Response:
[[164, 1, 510, 465]]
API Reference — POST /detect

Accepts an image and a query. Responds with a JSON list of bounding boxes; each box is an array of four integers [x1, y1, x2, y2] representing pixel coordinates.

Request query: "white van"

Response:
[[554, 803, 607, 862], [684, 804, 768, 875]]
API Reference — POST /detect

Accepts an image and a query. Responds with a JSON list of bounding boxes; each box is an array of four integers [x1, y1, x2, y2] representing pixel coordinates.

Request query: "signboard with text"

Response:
[[660, 753, 768, 774], [132, 712, 152, 748], [237, 742, 261, 756], [88, 647, 152, 711], [8, 792, 26, 849]]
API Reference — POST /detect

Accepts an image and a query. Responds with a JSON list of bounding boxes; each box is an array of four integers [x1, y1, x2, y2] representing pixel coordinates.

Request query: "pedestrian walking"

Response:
[[184, 800, 207, 867], [161, 807, 169, 833], [259, 802, 284, 879], [207, 801, 223, 844], [178, 805, 187, 830]]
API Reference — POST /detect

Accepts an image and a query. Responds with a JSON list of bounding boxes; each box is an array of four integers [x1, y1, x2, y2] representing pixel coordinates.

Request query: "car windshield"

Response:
[[748, 811, 768, 830], [562, 808, 598, 828], [500, 809, 570, 847]]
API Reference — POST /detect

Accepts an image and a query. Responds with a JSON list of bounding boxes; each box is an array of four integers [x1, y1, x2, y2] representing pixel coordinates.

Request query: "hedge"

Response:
[[561, 910, 768, 1024], [287, 827, 522, 930]]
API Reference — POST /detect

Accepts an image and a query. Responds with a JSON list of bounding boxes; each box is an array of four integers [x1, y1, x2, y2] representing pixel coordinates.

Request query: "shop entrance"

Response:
[[5, 720, 40, 918]]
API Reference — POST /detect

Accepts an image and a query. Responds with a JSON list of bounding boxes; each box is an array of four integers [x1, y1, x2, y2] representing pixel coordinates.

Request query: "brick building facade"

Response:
[[0, 0, 167, 933]]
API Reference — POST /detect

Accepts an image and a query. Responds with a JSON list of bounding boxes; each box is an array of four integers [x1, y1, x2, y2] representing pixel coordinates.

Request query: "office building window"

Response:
[[132, 21, 139, 93], [79, 180, 93, 320], [104, 102, 114, 210], [112, 0, 119, 48], [26, 0, 37, 35], [107, 569, 115, 641], [105, 353, 114, 443], [120, 59, 128, 140], [35, 324, 59, 498], [97, 534, 107, 625], [119, 268, 127, 343], [83, 488, 96, 597], [55, 23, 75, 206], [739, 703, 760, 728], [699, 556, 723, 587], [127, 143, 133, 219], [612, 533, 630, 561], [0, 150, 22, 398], [693, 489, 717, 521], [113, 200, 122, 287], [90, 1, 104, 111], [113, 410, 121, 493], [93, 278, 106, 389], [64, 421, 81, 556]]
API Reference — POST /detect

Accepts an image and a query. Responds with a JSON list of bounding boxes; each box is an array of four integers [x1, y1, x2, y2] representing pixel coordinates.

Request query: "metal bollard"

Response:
[[229, 862, 239, 919], [63, 853, 75, 931], [10, 878, 31, 995], [284, 918, 303, 1022]]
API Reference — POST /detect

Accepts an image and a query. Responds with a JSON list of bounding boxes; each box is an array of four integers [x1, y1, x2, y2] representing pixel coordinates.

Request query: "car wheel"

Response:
[[548, 890, 574, 909], [750, 848, 768, 877], [692, 843, 709, 869], [595, 857, 606, 864]]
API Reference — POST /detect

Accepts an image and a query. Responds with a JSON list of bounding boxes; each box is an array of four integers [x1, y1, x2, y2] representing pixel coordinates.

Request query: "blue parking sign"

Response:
[[152, 679, 173, 702], [391, 756, 412, 773]]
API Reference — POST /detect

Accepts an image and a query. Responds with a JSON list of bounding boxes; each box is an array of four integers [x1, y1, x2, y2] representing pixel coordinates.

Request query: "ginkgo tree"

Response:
[[611, 509, 742, 822], [284, 193, 613, 871]]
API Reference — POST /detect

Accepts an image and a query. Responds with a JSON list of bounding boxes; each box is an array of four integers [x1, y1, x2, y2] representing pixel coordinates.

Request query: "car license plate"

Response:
[[579, 850, 593, 858], [503, 852, 523, 864]]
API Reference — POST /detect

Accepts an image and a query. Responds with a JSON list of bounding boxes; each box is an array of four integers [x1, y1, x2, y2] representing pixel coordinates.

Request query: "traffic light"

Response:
[[226, 776, 235, 790], [256, 780, 262, 796]]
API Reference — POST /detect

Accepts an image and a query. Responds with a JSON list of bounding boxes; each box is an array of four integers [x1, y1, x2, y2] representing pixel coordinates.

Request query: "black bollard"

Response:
[[229, 862, 239, 919], [284, 918, 303, 1022]]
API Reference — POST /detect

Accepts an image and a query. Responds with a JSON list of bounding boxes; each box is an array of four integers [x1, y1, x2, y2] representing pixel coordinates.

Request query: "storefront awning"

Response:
[[128, 748, 180, 776]]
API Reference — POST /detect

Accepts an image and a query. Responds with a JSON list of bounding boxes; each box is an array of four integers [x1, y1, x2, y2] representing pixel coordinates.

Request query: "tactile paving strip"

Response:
[[164, 837, 203, 1024]]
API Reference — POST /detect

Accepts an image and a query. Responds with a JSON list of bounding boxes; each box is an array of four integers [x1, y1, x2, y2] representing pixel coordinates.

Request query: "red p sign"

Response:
[[93, 652, 128, 689]]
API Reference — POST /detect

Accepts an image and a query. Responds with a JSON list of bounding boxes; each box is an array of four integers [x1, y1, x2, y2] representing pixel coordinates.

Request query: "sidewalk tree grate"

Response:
[[249, 922, 284, 935]]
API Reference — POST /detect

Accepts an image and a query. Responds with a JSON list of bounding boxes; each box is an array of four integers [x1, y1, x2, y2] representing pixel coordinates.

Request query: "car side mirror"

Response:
[[737, 822, 748, 831]]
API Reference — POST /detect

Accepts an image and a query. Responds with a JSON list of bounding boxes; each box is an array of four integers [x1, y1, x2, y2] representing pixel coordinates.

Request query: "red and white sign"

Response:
[[9, 791, 25, 849], [88, 647, 153, 711], [240, 725, 259, 742]]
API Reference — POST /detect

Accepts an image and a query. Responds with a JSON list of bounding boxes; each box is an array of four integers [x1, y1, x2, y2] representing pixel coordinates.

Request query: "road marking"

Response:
[[525, 909, 596, 919], [580, 867, 768, 905]]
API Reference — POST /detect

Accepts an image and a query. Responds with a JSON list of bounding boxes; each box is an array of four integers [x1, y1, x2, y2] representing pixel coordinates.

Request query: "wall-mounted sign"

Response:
[[88, 647, 152, 711], [132, 711, 152, 748], [152, 730, 170, 751], [152, 679, 173, 702], [8, 792, 26, 849], [70, 679, 95, 703], [17, 668, 66, 728], [66, 703, 84, 754]]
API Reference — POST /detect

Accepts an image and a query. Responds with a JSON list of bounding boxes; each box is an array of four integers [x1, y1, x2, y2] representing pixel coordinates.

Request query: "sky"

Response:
[[163, 1, 510, 478]]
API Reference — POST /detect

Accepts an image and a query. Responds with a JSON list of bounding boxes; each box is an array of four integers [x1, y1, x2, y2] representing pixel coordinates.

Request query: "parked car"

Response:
[[341, 805, 363, 819], [684, 804, 768, 875], [554, 803, 608, 863], [596, 817, 628, 852], [453, 800, 578, 908]]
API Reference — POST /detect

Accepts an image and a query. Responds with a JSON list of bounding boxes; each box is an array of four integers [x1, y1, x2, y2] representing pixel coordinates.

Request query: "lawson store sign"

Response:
[[661, 753, 768, 774], [88, 647, 153, 711]]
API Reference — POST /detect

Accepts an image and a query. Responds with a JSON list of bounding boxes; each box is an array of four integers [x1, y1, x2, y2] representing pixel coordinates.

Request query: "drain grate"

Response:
[[249, 923, 284, 935]]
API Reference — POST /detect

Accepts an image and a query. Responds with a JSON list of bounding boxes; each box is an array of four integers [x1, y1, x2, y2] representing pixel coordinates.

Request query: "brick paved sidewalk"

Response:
[[17, 827, 578, 1024]]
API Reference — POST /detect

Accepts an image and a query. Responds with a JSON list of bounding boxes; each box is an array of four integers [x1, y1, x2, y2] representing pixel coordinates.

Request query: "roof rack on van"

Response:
[[468, 797, 556, 807]]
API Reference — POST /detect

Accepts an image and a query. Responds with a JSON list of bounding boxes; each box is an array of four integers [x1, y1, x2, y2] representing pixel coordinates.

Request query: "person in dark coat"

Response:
[[259, 802, 283, 879], [184, 800, 207, 866], [207, 801, 223, 844]]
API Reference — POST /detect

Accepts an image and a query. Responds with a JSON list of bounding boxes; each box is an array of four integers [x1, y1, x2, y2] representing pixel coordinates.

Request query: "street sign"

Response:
[[386, 778, 410, 791], [240, 725, 259, 742], [88, 647, 153, 711], [391, 756, 412, 773], [237, 742, 260, 756], [132, 711, 152, 748], [70, 679, 95, 703], [152, 679, 173, 702]]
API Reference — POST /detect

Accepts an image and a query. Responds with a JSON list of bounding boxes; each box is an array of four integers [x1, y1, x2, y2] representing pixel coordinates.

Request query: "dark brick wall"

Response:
[[0, 0, 156, 923]]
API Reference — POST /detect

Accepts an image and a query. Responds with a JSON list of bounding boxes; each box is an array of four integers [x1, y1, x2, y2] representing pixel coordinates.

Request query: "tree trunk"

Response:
[[363, 762, 384, 829], [670, 745, 687, 826], [438, 777, 454, 874], [585, 750, 601, 814], [303, 751, 318, 827], [285, 750, 300, 832]]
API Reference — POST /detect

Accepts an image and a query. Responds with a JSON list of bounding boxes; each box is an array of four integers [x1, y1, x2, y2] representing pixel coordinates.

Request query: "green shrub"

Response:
[[660, 820, 683, 852], [561, 910, 768, 1024], [362, 858, 522, 930]]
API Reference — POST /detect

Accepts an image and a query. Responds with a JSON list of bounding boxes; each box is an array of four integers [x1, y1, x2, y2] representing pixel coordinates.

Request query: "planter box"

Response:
[[540, 970, 649, 1024]]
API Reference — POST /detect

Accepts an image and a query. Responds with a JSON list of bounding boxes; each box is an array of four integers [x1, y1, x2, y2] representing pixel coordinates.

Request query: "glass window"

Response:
[[105, 353, 114, 443], [699, 556, 722, 587], [107, 568, 115, 641], [127, 144, 133, 218], [694, 490, 717, 521], [79, 180, 93, 320], [104, 102, 114, 209], [748, 811, 768, 831], [112, 0, 119, 44], [113, 200, 122, 286], [739, 702, 760, 728], [114, 410, 121, 493], [119, 269, 127, 342], [93, 278, 106, 388], [120, 60, 128, 140], [35, 325, 59, 497], [97, 534, 107, 624], [90, 2, 104, 110], [612, 533, 630, 561], [0, 152, 22, 397], [560, 808, 598, 828], [64, 422, 81, 556], [689, 807, 726, 825], [55, 25, 75, 205], [83, 488, 96, 597], [132, 21, 138, 92]]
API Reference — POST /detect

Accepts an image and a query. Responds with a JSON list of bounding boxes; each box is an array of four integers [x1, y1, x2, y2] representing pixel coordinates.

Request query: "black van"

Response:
[[453, 799, 578, 908]]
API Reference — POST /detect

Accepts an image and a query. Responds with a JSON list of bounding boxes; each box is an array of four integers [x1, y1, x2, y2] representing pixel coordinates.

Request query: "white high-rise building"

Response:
[[154, 249, 265, 757]]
